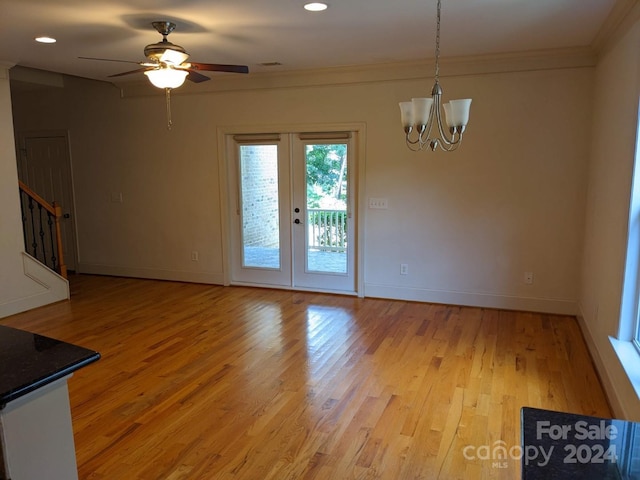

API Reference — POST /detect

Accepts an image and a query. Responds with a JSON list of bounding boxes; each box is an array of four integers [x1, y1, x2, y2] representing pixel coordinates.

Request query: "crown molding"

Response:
[[9, 66, 65, 88], [0, 61, 16, 79], [118, 47, 597, 98], [592, 0, 640, 55]]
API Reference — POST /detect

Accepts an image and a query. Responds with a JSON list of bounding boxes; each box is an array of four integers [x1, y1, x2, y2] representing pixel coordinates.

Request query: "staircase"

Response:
[[18, 180, 67, 279]]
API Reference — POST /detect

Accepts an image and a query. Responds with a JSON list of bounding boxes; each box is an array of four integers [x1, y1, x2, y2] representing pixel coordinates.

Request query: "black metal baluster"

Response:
[[38, 204, 47, 267], [19, 190, 28, 251], [28, 197, 38, 259], [47, 211, 58, 272]]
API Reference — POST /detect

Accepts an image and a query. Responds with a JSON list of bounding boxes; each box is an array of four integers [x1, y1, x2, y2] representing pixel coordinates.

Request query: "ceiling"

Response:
[[0, 0, 619, 84]]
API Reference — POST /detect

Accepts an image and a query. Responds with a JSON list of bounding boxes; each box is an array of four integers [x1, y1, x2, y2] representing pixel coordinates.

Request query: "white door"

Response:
[[228, 132, 356, 294], [16, 133, 78, 271], [228, 134, 293, 287]]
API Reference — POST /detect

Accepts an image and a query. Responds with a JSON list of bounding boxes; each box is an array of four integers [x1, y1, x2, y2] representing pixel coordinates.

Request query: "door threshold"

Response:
[[229, 281, 357, 296]]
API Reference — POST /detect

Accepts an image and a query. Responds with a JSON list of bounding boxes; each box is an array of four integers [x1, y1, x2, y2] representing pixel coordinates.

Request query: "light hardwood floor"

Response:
[[2, 274, 611, 479]]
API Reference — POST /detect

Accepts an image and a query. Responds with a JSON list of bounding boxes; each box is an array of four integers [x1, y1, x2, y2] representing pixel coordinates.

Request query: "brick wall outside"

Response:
[[240, 145, 280, 248]]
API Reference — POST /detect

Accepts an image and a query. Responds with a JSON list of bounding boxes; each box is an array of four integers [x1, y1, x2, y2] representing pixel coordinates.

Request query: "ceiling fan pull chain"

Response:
[[165, 87, 173, 130]]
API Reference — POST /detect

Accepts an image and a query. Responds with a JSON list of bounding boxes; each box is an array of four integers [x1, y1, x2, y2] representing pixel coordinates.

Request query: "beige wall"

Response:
[[10, 60, 594, 315], [579, 16, 640, 419]]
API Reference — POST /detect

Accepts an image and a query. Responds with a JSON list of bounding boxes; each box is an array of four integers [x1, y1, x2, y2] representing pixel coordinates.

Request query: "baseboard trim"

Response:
[[575, 306, 633, 419], [364, 283, 577, 315], [77, 263, 224, 285]]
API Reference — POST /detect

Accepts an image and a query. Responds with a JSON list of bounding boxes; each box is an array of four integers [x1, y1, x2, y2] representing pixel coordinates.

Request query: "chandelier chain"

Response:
[[434, 0, 441, 83]]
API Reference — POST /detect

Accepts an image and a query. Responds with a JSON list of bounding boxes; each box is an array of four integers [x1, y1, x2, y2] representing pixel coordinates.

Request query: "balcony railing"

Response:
[[18, 181, 67, 278], [307, 209, 347, 252]]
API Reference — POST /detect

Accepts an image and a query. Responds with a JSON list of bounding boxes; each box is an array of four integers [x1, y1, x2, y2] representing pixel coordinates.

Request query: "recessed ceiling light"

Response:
[[35, 36, 56, 44], [304, 2, 328, 12]]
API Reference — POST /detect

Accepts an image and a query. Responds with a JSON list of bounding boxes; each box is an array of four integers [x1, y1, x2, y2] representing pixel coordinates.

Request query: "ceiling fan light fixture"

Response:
[[160, 49, 190, 66], [144, 68, 188, 89]]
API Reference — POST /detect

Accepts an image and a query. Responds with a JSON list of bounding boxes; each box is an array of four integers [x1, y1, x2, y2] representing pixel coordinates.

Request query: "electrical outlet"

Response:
[[191, 251, 199, 262], [400, 263, 408, 275], [524, 271, 534, 284]]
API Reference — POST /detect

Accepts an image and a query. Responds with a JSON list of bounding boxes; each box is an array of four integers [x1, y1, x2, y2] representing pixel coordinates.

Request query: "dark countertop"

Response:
[[522, 407, 640, 479], [0, 325, 100, 408]]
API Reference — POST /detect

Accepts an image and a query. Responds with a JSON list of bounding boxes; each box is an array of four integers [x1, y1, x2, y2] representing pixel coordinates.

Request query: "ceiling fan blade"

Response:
[[189, 62, 249, 74], [186, 70, 211, 83], [108, 67, 152, 78]]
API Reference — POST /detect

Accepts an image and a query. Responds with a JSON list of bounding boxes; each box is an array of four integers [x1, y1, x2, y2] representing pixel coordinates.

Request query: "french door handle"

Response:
[[294, 218, 303, 225]]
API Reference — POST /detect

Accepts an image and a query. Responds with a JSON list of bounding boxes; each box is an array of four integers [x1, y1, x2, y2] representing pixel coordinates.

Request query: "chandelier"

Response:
[[399, 0, 472, 152]]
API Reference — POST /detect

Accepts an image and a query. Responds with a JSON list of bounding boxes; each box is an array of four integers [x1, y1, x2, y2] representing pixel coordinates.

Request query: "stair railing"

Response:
[[18, 181, 67, 279]]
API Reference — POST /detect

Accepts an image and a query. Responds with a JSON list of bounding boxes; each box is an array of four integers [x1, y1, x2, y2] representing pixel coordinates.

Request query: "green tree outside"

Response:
[[305, 144, 347, 209]]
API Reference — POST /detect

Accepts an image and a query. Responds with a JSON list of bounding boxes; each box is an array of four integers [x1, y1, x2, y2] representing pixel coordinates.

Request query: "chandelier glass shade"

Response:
[[144, 67, 188, 89], [399, 0, 472, 152]]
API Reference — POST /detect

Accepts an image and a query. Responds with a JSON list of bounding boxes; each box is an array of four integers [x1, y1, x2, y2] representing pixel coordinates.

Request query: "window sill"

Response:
[[610, 336, 640, 399]]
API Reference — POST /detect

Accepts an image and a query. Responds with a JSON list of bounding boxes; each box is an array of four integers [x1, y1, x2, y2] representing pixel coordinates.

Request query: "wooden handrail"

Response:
[[18, 181, 56, 215], [18, 181, 67, 279]]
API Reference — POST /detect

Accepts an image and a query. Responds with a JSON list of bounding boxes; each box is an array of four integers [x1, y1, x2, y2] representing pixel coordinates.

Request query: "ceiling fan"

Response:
[[80, 21, 249, 89], [81, 21, 249, 129]]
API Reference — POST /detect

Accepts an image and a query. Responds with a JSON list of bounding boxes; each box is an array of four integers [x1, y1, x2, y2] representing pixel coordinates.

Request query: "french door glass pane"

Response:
[[305, 143, 348, 274], [240, 145, 280, 269]]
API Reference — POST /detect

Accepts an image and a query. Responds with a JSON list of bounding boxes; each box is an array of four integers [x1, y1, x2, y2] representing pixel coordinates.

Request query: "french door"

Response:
[[227, 132, 356, 293]]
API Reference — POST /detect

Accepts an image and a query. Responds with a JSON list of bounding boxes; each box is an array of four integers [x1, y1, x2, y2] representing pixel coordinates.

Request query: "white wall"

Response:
[[579, 15, 640, 419], [0, 65, 68, 318], [10, 57, 593, 315]]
